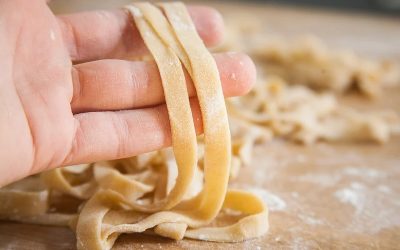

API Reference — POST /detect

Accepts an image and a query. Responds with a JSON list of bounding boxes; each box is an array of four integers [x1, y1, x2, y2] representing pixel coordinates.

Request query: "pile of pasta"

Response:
[[219, 20, 400, 99], [220, 18, 400, 145], [228, 75, 400, 145], [251, 36, 400, 98], [0, 2, 269, 250]]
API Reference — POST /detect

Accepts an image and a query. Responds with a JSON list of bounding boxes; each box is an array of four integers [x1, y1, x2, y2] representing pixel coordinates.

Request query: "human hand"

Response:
[[0, 0, 256, 186]]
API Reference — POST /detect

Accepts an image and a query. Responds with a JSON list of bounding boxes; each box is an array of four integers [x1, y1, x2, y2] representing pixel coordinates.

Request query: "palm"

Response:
[[0, 0, 255, 186], [1, 0, 74, 184]]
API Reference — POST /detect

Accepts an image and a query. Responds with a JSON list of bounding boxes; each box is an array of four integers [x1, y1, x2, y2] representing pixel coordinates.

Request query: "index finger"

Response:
[[57, 6, 224, 62]]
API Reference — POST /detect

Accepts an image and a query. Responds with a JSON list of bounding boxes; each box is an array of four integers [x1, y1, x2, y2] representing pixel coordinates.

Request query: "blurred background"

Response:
[[49, 0, 400, 14], [252, 0, 400, 14], [49, 0, 400, 59]]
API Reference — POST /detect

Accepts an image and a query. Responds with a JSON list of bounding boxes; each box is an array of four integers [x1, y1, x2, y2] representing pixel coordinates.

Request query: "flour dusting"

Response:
[[291, 237, 311, 250], [297, 173, 342, 187], [246, 187, 287, 211], [334, 182, 400, 233], [377, 185, 392, 194], [342, 167, 386, 178], [128, 6, 142, 17], [334, 182, 365, 214], [298, 214, 324, 226]]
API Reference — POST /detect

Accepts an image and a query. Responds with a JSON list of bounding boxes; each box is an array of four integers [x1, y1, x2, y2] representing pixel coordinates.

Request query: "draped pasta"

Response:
[[0, 2, 269, 250]]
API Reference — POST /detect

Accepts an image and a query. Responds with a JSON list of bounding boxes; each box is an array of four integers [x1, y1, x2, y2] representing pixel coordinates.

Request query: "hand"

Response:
[[0, 0, 256, 186]]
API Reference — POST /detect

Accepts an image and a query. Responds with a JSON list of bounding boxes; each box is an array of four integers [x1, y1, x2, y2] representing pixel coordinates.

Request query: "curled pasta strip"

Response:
[[41, 164, 96, 199], [0, 177, 76, 226], [185, 190, 269, 242], [76, 189, 268, 249]]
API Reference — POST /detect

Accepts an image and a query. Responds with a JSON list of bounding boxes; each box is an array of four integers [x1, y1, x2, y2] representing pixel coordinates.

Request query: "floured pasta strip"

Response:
[[0, 2, 269, 250], [122, 2, 199, 213]]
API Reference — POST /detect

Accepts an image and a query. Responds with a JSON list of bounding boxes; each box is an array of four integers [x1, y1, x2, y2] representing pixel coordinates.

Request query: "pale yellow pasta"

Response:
[[123, 2, 199, 213], [73, 3, 269, 249], [228, 75, 400, 144], [251, 36, 400, 98]]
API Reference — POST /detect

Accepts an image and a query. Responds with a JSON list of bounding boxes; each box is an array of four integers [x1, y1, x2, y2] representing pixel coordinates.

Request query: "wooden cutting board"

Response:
[[1, 1, 400, 249]]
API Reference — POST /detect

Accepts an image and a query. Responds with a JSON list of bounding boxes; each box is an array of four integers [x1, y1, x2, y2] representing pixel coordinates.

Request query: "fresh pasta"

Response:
[[0, 2, 269, 250]]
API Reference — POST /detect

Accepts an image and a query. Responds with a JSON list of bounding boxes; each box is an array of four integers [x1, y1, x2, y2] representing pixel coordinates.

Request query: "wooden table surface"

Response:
[[1, 1, 400, 249]]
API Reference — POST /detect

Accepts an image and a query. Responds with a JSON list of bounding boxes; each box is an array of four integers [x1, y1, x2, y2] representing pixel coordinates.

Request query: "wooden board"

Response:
[[1, 1, 400, 249]]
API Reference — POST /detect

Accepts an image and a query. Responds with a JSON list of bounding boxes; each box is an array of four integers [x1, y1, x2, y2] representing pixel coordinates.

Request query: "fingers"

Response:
[[57, 6, 224, 62], [63, 98, 203, 166], [71, 52, 256, 113]]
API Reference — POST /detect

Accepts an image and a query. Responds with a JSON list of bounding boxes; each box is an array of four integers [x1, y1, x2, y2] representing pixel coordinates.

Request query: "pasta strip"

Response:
[[159, 2, 231, 219], [124, 4, 197, 211]]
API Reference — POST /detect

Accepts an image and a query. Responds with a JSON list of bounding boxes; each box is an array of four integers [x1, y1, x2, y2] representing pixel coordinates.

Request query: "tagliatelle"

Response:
[[228, 75, 400, 144], [252, 36, 400, 98], [121, 2, 199, 213], [0, 2, 269, 250], [75, 3, 268, 248]]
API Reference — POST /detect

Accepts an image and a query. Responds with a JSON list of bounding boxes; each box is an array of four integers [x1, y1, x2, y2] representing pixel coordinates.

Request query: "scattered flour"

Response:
[[377, 185, 392, 194], [291, 192, 299, 198], [342, 167, 386, 178], [296, 166, 386, 188], [291, 237, 311, 250], [334, 182, 365, 214], [334, 182, 400, 233], [314, 149, 363, 166], [245, 187, 287, 211], [296, 173, 342, 187], [298, 214, 324, 226]]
